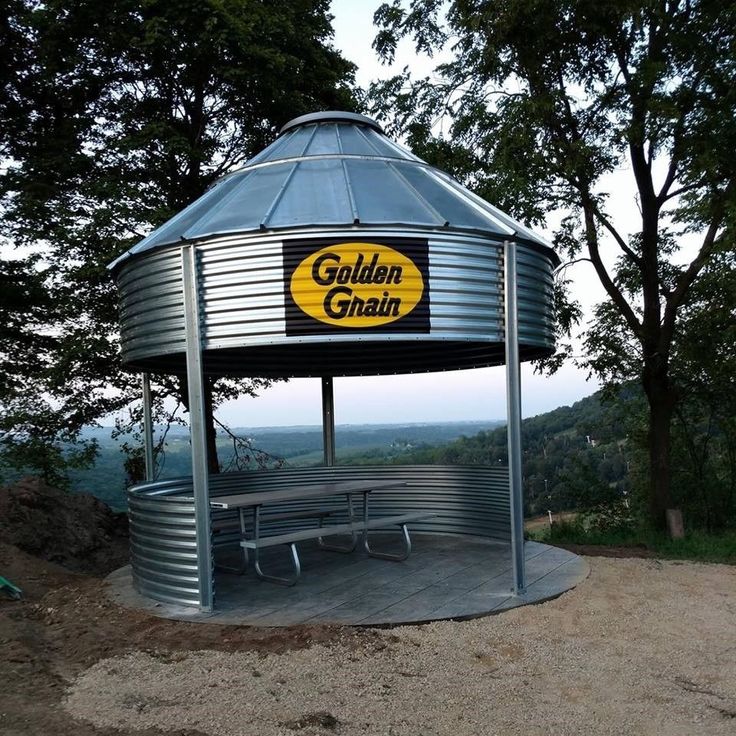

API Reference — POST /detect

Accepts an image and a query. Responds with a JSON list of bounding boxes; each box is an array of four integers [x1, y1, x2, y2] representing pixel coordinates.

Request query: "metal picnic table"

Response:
[[210, 479, 432, 585]]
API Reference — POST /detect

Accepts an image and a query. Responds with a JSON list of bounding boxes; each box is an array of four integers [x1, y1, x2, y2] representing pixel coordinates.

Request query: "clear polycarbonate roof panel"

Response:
[[345, 125, 406, 158], [433, 170, 540, 242], [267, 159, 354, 227], [247, 122, 416, 164], [245, 126, 310, 166], [345, 159, 443, 225], [335, 124, 379, 155], [309, 124, 341, 155], [183, 164, 290, 237], [395, 163, 508, 232], [271, 126, 315, 158], [134, 173, 244, 251]]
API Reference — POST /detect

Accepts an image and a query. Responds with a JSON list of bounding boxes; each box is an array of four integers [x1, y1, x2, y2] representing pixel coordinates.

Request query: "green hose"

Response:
[[0, 576, 23, 600]]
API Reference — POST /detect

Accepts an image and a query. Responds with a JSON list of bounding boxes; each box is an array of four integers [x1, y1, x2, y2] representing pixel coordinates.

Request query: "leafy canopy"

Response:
[[0, 0, 357, 483], [370, 0, 736, 524]]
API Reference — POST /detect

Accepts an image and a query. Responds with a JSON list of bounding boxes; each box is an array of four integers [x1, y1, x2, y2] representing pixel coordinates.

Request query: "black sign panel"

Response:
[[283, 237, 430, 336]]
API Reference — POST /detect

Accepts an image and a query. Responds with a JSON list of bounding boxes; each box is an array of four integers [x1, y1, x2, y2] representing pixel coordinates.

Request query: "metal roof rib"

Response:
[[351, 124, 381, 152], [428, 170, 515, 237], [180, 169, 256, 240], [365, 126, 423, 162], [260, 162, 299, 229], [336, 126, 360, 223], [260, 125, 318, 229], [245, 130, 290, 167]]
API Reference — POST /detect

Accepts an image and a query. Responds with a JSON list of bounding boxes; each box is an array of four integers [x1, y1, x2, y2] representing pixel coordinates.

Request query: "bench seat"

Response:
[[239, 512, 435, 585]]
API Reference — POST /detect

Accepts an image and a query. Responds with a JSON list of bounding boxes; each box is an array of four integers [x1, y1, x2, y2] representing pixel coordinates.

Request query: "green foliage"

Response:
[[0, 0, 357, 487], [668, 240, 736, 529], [0, 401, 98, 489], [369, 0, 736, 526], [531, 521, 736, 565], [0, 257, 56, 400], [346, 391, 639, 518]]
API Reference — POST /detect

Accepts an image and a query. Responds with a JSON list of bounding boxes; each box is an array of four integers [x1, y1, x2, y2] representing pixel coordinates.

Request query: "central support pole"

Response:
[[321, 376, 335, 466], [142, 373, 155, 482], [504, 240, 526, 595], [182, 245, 214, 612]]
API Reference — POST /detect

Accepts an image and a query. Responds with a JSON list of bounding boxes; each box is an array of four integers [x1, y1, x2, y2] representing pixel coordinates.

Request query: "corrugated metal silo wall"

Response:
[[116, 228, 555, 368], [127, 464, 511, 607]]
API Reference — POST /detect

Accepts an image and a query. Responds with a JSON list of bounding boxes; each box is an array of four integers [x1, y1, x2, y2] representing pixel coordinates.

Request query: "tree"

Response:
[[1, 0, 357, 481], [370, 0, 736, 527], [0, 257, 53, 400], [668, 240, 736, 528]]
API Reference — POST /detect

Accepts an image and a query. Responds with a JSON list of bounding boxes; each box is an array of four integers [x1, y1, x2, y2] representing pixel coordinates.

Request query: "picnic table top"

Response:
[[209, 479, 407, 510]]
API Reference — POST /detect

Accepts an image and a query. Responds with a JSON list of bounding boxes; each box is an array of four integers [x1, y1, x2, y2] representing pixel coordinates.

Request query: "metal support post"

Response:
[[321, 376, 335, 466], [504, 241, 526, 595], [142, 373, 155, 482], [182, 245, 214, 611]]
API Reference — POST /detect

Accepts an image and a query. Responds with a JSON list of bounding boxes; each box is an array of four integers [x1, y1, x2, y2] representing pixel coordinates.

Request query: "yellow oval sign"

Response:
[[289, 242, 425, 328]]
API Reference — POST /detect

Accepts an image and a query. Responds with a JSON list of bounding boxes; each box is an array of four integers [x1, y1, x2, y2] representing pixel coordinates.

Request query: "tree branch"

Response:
[[581, 197, 642, 338], [659, 181, 701, 204], [555, 257, 593, 277], [656, 56, 708, 203], [660, 192, 731, 352], [590, 202, 641, 264]]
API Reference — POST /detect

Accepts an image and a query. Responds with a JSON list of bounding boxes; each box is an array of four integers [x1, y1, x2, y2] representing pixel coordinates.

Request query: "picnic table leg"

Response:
[[213, 508, 249, 575], [362, 491, 412, 561], [362, 492, 370, 552], [317, 492, 357, 553], [363, 522, 412, 561], [237, 508, 249, 572], [251, 504, 302, 586]]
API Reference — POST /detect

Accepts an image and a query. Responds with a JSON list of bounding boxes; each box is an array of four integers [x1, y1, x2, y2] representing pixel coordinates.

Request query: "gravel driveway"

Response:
[[65, 557, 736, 736]]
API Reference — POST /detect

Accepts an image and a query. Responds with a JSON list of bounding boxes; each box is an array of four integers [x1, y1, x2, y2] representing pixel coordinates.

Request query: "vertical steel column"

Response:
[[181, 245, 214, 611], [504, 240, 526, 594], [142, 373, 155, 481], [321, 376, 335, 466]]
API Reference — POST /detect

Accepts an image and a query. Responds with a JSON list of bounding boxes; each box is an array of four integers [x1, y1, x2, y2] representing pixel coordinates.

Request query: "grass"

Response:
[[528, 519, 736, 565]]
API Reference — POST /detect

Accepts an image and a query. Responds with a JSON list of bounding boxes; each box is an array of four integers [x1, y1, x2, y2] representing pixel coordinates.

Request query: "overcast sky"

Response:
[[214, 0, 606, 428]]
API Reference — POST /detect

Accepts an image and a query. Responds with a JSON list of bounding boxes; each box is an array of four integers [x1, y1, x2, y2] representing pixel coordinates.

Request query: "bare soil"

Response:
[[1, 480, 735, 736], [0, 476, 129, 575], [552, 542, 656, 559]]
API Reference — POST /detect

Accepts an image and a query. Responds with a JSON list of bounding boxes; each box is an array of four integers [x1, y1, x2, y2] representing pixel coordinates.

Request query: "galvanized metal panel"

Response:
[[127, 464, 511, 608], [128, 492, 201, 607], [115, 228, 556, 376], [118, 248, 186, 361]]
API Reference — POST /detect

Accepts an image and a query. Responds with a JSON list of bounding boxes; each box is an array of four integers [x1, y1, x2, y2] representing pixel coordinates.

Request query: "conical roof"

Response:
[[109, 111, 555, 270]]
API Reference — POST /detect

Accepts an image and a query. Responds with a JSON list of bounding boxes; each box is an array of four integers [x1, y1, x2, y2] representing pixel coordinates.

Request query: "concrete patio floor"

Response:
[[106, 536, 589, 626]]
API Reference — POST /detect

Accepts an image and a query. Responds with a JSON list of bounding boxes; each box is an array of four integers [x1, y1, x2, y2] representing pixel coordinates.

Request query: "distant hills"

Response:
[[67, 419, 504, 508], [380, 390, 634, 515], [7, 390, 632, 516]]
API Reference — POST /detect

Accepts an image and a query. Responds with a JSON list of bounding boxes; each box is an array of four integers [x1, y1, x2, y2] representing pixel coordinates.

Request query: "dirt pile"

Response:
[[0, 476, 129, 576]]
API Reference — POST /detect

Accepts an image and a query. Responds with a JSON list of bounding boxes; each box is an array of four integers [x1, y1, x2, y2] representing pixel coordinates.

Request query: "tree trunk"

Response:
[[177, 375, 220, 475], [643, 366, 677, 529], [203, 377, 220, 475]]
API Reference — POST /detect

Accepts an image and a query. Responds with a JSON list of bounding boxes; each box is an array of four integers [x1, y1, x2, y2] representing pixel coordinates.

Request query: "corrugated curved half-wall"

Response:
[[127, 465, 511, 608]]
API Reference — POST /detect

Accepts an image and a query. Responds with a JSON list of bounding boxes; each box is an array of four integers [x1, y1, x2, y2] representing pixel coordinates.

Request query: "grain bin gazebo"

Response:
[[109, 111, 575, 620]]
